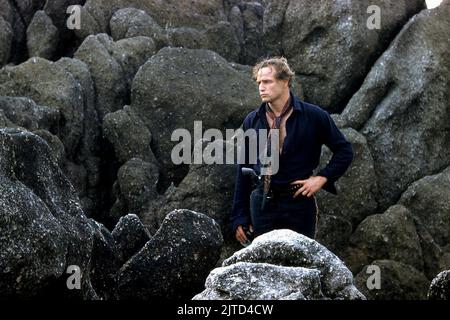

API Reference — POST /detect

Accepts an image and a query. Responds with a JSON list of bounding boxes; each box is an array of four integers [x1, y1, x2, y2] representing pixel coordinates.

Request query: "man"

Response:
[[231, 57, 353, 246]]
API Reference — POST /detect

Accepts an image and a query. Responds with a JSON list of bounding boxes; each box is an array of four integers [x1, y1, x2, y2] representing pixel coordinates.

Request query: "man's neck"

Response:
[[268, 91, 290, 116]]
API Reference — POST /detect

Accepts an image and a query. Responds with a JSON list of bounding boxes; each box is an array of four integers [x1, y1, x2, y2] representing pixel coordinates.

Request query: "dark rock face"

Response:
[[111, 214, 151, 266], [355, 260, 430, 300], [0, 16, 13, 66], [0, 128, 96, 299], [340, 3, 450, 208], [195, 230, 365, 300], [428, 270, 450, 300], [346, 205, 424, 274], [74, 33, 156, 120], [117, 209, 223, 299], [27, 10, 59, 60], [398, 166, 450, 248]]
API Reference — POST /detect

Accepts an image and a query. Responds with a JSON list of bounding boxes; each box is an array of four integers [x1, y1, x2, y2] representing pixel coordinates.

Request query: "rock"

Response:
[[340, 3, 450, 208], [315, 128, 379, 227], [74, 34, 156, 119], [110, 158, 159, 223], [347, 205, 424, 274], [111, 214, 152, 266], [355, 260, 430, 300], [143, 139, 236, 237], [82, 0, 227, 33], [204, 21, 241, 63], [0, 0, 27, 64], [315, 214, 353, 256], [26, 10, 59, 60], [167, 27, 207, 49], [88, 219, 120, 300], [0, 96, 60, 132], [130, 47, 260, 186], [428, 270, 450, 300], [109, 8, 166, 48], [102, 106, 156, 164], [264, 0, 425, 111], [73, 5, 102, 41], [193, 262, 324, 300], [234, 2, 265, 64], [398, 166, 450, 247], [222, 229, 365, 299], [410, 214, 445, 280], [33, 129, 66, 167], [12, 0, 46, 26], [0, 16, 13, 66], [117, 209, 223, 299], [0, 57, 85, 159], [0, 128, 96, 299]]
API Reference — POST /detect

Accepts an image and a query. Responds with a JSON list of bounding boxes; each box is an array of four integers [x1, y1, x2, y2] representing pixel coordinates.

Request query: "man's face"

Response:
[[256, 67, 289, 103]]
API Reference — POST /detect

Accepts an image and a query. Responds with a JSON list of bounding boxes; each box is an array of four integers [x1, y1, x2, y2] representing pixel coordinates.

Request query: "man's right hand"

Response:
[[235, 225, 253, 245]]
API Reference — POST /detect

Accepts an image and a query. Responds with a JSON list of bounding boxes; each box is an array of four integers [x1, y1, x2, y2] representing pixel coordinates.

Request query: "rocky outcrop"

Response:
[[428, 270, 450, 300], [345, 205, 424, 274], [74, 33, 156, 120], [340, 3, 450, 208], [26, 10, 59, 60], [117, 209, 223, 299], [111, 214, 152, 266], [0, 128, 96, 299], [195, 229, 365, 300]]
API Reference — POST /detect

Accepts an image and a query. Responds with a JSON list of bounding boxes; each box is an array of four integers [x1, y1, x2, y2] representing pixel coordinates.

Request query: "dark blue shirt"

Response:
[[230, 91, 353, 232]]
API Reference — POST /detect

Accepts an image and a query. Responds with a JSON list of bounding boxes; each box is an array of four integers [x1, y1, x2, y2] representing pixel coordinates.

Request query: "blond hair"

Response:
[[252, 57, 295, 86]]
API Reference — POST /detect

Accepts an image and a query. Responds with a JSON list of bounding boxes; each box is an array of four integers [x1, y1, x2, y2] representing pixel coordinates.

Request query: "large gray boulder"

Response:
[[0, 128, 96, 299], [355, 260, 430, 300], [111, 214, 152, 266], [263, 0, 425, 112], [428, 270, 450, 300], [340, 3, 450, 208], [109, 8, 166, 48], [26, 10, 59, 60], [74, 33, 156, 119], [130, 47, 260, 186], [194, 262, 324, 300], [215, 229, 365, 300], [398, 166, 450, 248], [0, 57, 85, 158], [117, 209, 223, 299], [346, 205, 424, 274]]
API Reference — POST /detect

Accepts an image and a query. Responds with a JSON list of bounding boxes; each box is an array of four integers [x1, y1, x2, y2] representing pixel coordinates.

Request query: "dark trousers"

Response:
[[250, 186, 318, 239]]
